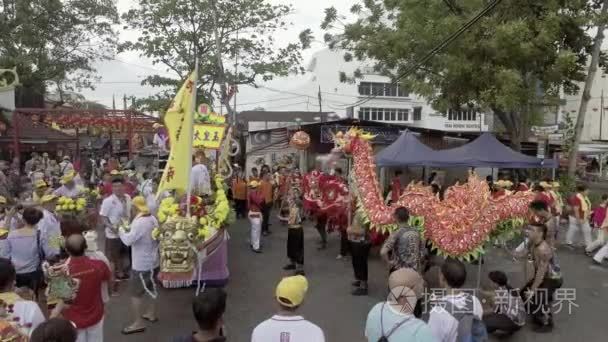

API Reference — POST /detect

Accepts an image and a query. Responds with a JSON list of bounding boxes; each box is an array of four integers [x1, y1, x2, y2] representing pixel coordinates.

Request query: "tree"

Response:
[[568, 0, 608, 177], [321, 0, 603, 150], [121, 0, 313, 116], [0, 0, 119, 104]]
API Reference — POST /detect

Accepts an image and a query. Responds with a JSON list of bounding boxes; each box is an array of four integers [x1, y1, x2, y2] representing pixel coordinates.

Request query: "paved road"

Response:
[[105, 216, 608, 342]]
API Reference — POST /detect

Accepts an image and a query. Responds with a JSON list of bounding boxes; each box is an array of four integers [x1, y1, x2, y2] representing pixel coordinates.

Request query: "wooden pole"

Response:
[[127, 110, 133, 160], [12, 112, 20, 161]]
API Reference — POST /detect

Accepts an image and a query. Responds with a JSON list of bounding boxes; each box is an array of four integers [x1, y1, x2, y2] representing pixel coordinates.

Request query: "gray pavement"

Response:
[[105, 216, 608, 342]]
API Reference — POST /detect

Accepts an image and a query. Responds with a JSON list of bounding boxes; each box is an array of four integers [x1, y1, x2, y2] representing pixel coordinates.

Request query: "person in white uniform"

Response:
[[119, 196, 160, 335], [251, 275, 325, 342], [190, 156, 211, 196]]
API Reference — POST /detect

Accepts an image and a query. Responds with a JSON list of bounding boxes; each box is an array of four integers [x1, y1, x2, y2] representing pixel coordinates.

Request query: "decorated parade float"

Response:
[[302, 127, 535, 260], [149, 71, 236, 289]]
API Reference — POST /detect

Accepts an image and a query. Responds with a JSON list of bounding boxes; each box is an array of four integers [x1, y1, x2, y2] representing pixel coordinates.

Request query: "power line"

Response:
[[344, 0, 503, 109], [251, 84, 352, 105]]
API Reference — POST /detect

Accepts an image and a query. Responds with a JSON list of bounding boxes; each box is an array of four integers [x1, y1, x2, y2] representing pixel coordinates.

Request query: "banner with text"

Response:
[[193, 124, 226, 149]]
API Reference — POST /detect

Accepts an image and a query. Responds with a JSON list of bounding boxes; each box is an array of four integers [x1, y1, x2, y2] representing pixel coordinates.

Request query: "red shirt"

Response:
[[99, 182, 112, 198], [248, 190, 265, 212], [535, 192, 553, 208], [390, 177, 402, 203], [62, 256, 111, 329], [125, 181, 137, 197], [571, 194, 589, 218]]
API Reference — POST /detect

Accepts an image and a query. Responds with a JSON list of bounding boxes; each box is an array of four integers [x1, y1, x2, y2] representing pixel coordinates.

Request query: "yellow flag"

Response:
[[157, 71, 197, 197]]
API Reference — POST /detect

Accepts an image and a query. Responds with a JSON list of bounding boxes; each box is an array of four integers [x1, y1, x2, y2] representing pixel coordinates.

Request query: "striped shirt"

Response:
[[0, 227, 40, 274]]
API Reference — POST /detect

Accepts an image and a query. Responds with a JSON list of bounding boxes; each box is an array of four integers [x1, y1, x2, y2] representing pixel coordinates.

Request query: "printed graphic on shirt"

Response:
[[280, 332, 290, 342]]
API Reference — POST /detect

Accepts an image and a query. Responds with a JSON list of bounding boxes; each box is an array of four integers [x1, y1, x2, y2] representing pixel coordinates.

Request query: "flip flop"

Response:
[[142, 315, 159, 323], [121, 327, 146, 335]]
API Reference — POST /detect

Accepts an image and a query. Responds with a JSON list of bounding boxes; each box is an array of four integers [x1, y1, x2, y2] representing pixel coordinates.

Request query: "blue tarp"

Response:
[[376, 131, 438, 167], [376, 131, 556, 169], [430, 133, 556, 169]]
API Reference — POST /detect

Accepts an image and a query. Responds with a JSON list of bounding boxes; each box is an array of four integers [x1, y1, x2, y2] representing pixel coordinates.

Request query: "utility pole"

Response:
[[233, 30, 239, 125], [601, 88, 604, 140], [210, 0, 228, 120], [123, 94, 127, 110], [318, 85, 322, 115]]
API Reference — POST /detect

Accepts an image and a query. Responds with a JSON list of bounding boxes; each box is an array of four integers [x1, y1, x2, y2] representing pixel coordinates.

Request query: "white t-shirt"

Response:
[[153, 133, 169, 151], [59, 161, 74, 175], [251, 315, 325, 342], [427, 293, 484, 342], [99, 194, 132, 239], [53, 185, 83, 198], [38, 209, 62, 258], [190, 164, 211, 195], [119, 215, 159, 271], [3, 297, 46, 337]]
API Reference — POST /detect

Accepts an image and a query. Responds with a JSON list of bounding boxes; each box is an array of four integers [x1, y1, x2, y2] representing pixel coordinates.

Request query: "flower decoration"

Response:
[[55, 196, 87, 214]]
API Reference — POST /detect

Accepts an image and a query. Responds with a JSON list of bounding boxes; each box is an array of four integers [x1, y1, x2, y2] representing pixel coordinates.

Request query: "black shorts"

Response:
[[105, 238, 123, 262], [16, 270, 43, 292], [129, 270, 158, 297]]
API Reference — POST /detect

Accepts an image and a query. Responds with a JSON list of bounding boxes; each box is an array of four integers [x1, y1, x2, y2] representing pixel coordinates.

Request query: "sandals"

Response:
[[121, 326, 145, 335], [142, 315, 159, 323]]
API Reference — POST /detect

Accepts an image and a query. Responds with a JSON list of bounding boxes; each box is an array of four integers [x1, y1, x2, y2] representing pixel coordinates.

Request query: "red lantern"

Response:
[[290, 130, 310, 150]]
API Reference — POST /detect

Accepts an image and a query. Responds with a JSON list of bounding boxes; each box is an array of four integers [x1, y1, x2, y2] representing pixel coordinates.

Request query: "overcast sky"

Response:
[[80, 0, 355, 112]]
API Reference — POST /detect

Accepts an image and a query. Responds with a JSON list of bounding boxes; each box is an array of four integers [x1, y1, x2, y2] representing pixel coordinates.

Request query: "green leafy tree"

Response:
[[0, 0, 119, 103], [322, 0, 604, 150], [121, 0, 313, 116]]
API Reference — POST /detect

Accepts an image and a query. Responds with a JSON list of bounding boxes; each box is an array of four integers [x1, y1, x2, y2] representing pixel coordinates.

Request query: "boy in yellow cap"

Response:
[[118, 195, 159, 335], [248, 181, 264, 253], [53, 171, 84, 198], [32, 180, 50, 204], [251, 275, 325, 342], [37, 194, 62, 259]]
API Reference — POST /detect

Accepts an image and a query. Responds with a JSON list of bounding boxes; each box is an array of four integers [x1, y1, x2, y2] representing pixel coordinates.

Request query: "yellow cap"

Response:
[[153, 123, 162, 129], [132, 196, 150, 214], [539, 181, 552, 189], [110, 169, 121, 175], [0, 196, 6, 204], [61, 172, 75, 184], [0, 228, 8, 239], [552, 181, 560, 188], [275, 275, 308, 308], [35, 179, 48, 189], [41, 194, 58, 203], [248, 180, 260, 188]]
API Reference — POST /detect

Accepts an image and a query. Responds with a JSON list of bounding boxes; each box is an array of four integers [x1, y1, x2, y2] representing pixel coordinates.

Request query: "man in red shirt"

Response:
[[566, 185, 592, 251], [98, 172, 113, 198], [390, 170, 403, 204], [54, 234, 111, 341]]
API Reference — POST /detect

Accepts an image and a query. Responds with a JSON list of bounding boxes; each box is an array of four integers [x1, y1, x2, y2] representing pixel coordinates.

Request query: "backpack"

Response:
[[443, 295, 488, 342]]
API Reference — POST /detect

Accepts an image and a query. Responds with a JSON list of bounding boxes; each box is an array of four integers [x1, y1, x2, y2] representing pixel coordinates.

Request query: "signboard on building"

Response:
[[320, 125, 401, 144], [531, 125, 559, 135], [537, 139, 546, 159], [444, 122, 480, 130]]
